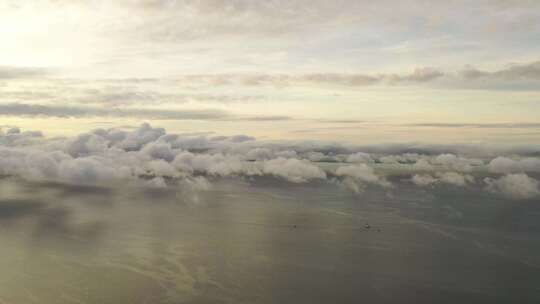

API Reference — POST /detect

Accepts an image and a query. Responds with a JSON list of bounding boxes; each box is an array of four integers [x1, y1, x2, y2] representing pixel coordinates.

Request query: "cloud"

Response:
[[244, 148, 273, 160], [432, 154, 475, 172], [346, 152, 373, 163], [0, 103, 231, 120], [0, 103, 293, 122], [411, 172, 474, 187], [100, 122, 166, 150], [335, 163, 392, 193], [0, 126, 43, 146], [262, 157, 326, 183], [24, 151, 67, 180], [3, 0, 540, 96], [412, 174, 437, 186], [0, 124, 229, 186], [436, 172, 474, 186], [461, 61, 540, 81], [484, 173, 540, 200], [242, 115, 292, 121], [488, 156, 540, 174], [57, 157, 131, 185], [229, 135, 255, 143], [88, 60, 536, 90], [388, 67, 444, 83], [452, 60, 540, 90], [177, 69, 446, 88], [140, 142, 175, 162], [335, 164, 391, 192], [74, 89, 265, 106], [336, 164, 379, 183], [412, 159, 434, 171], [0, 145, 133, 186], [172, 152, 250, 177], [305, 151, 326, 162], [168, 60, 540, 90], [391, 153, 481, 172], [2, 122, 540, 202], [379, 153, 421, 164], [145, 159, 177, 177], [64, 133, 109, 157], [146, 176, 167, 188]]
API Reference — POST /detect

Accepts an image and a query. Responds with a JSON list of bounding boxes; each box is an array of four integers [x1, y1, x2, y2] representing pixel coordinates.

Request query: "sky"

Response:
[[2, 3, 540, 301], [1, 0, 540, 144], [0, 1, 540, 201]]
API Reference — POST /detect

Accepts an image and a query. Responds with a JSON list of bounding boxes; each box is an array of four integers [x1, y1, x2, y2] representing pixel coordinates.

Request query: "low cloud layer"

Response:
[[484, 174, 540, 200], [412, 172, 475, 187], [488, 157, 540, 174], [0, 123, 539, 201]]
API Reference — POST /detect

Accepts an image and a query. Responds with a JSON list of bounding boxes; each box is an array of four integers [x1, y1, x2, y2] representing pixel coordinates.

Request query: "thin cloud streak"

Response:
[[0, 103, 229, 120], [406, 123, 540, 129], [0, 103, 293, 122]]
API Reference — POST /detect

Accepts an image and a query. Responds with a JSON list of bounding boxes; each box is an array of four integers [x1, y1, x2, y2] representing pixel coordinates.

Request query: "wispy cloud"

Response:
[[461, 61, 540, 80], [0, 102, 294, 122], [0, 103, 230, 120], [406, 123, 540, 129]]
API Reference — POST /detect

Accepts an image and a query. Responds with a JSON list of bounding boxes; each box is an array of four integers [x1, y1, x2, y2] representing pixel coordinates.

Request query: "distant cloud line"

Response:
[[0, 102, 294, 122], [2, 60, 540, 89], [1, 102, 539, 131]]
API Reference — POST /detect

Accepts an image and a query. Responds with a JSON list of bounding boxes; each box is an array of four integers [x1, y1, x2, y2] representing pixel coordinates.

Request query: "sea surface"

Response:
[[0, 176, 540, 303]]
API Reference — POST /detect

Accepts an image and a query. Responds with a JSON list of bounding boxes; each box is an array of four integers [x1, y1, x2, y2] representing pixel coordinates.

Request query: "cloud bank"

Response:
[[0, 123, 539, 201]]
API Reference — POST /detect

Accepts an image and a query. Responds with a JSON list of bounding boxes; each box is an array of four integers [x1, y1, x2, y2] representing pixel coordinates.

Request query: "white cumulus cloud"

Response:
[[484, 173, 540, 200]]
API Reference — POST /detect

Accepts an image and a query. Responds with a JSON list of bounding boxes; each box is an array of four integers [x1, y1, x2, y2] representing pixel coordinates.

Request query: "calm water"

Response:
[[1, 176, 540, 303]]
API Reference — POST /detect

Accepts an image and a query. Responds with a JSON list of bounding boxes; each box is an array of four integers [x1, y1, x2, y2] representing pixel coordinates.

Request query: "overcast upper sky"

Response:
[[1, 0, 540, 144]]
